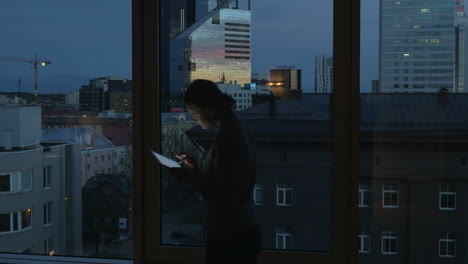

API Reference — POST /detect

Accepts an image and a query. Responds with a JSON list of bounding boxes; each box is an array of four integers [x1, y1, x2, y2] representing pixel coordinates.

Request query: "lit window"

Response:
[[403, 53, 410, 58], [276, 226, 292, 249], [440, 185, 456, 210], [439, 233, 456, 258], [421, 8, 431, 13], [382, 184, 399, 208], [381, 231, 398, 254], [277, 182, 293, 206]]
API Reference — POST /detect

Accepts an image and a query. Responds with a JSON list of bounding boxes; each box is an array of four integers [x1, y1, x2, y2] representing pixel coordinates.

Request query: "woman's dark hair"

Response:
[[183, 79, 236, 117]]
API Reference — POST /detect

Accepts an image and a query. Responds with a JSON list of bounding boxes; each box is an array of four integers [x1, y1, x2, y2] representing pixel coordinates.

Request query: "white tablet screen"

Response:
[[151, 151, 182, 168]]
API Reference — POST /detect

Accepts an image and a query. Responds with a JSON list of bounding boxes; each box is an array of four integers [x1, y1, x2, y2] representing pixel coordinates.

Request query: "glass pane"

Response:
[[0, 0, 132, 259], [0, 213, 10, 232], [160, 0, 333, 252], [360, 0, 465, 262]]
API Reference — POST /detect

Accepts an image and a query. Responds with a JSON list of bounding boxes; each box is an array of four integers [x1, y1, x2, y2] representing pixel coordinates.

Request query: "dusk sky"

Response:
[[0, 0, 379, 94]]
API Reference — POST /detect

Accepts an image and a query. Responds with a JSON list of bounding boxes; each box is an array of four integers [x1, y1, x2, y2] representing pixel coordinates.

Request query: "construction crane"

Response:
[[0, 53, 51, 103]]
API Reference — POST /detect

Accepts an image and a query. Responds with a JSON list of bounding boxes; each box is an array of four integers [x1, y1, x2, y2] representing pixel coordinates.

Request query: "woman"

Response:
[[171, 79, 261, 264]]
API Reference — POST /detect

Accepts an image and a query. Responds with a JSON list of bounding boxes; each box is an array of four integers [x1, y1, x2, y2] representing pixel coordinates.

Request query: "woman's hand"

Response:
[[175, 153, 198, 170], [170, 153, 200, 185]]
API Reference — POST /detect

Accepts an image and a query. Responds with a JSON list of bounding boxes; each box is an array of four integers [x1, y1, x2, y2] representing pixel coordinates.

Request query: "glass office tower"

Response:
[[379, 0, 455, 93], [170, 7, 251, 107]]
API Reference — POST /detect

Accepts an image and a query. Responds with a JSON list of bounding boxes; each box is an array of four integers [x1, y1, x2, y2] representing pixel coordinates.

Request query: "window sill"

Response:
[[43, 187, 52, 191], [44, 223, 53, 228], [0, 189, 33, 195], [439, 255, 455, 258], [439, 208, 456, 211], [382, 206, 399, 209], [0, 227, 32, 236], [381, 252, 398, 255], [0, 253, 132, 264]]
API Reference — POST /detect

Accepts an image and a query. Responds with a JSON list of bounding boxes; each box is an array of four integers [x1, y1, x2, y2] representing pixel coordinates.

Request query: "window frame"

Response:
[[276, 182, 293, 206], [358, 183, 371, 208], [276, 226, 293, 250], [382, 184, 399, 208], [439, 185, 456, 210], [135, 0, 360, 263], [439, 233, 456, 258], [358, 233, 370, 254], [254, 182, 263, 205], [381, 231, 398, 255]]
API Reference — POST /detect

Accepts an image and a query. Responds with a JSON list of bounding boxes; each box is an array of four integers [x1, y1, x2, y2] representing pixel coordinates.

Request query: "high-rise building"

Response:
[[455, 0, 468, 93], [379, 0, 455, 93], [269, 68, 302, 98], [315, 55, 333, 93], [371, 80, 380, 93], [79, 76, 131, 113], [170, 5, 251, 108]]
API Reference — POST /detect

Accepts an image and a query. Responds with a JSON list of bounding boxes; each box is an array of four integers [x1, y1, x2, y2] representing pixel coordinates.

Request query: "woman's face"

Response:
[[185, 104, 216, 129]]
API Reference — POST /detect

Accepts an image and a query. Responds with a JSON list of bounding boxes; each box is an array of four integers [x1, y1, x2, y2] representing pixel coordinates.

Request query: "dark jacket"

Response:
[[199, 113, 258, 235]]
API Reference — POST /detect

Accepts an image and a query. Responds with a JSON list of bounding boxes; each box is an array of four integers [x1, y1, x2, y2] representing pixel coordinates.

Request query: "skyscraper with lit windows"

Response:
[[379, 0, 455, 93], [170, 4, 251, 107]]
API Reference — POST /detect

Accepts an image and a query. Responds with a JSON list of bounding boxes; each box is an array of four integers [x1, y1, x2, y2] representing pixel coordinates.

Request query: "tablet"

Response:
[[151, 151, 182, 168]]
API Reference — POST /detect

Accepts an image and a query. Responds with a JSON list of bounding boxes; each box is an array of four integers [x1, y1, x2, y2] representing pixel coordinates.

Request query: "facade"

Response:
[[63, 91, 80, 106], [109, 90, 132, 113], [186, 93, 468, 261], [455, 1, 468, 93], [0, 106, 82, 255], [371, 80, 380, 93], [379, 0, 455, 93], [218, 83, 254, 110], [170, 7, 251, 108], [269, 68, 302, 98], [42, 127, 115, 187], [79, 76, 131, 113], [315, 55, 333, 93]]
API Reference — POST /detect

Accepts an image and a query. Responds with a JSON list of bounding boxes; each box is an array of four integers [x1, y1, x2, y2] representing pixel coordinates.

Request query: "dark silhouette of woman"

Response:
[[171, 79, 261, 264]]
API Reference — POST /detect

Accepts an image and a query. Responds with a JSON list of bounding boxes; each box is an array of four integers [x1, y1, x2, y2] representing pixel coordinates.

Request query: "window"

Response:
[[358, 231, 370, 253], [43, 237, 53, 256], [381, 231, 398, 254], [0, 209, 32, 234], [95, 156, 98, 163], [276, 226, 292, 250], [254, 183, 263, 205], [277, 182, 293, 206], [359, 183, 371, 208], [439, 233, 456, 258], [0, 174, 10, 192], [382, 184, 399, 208], [44, 202, 52, 226], [101, 155, 104, 161], [0, 171, 33, 193], [440, 185, 456, 210], [43, 166, 51, 189]]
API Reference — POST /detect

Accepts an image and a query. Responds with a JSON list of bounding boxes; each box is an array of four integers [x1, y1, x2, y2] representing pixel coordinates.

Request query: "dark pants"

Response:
[[206, 225, 262, 264]]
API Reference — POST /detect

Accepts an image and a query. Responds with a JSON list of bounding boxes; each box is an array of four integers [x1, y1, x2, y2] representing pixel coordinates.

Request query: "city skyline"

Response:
[[0, 0, 338, 94]]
